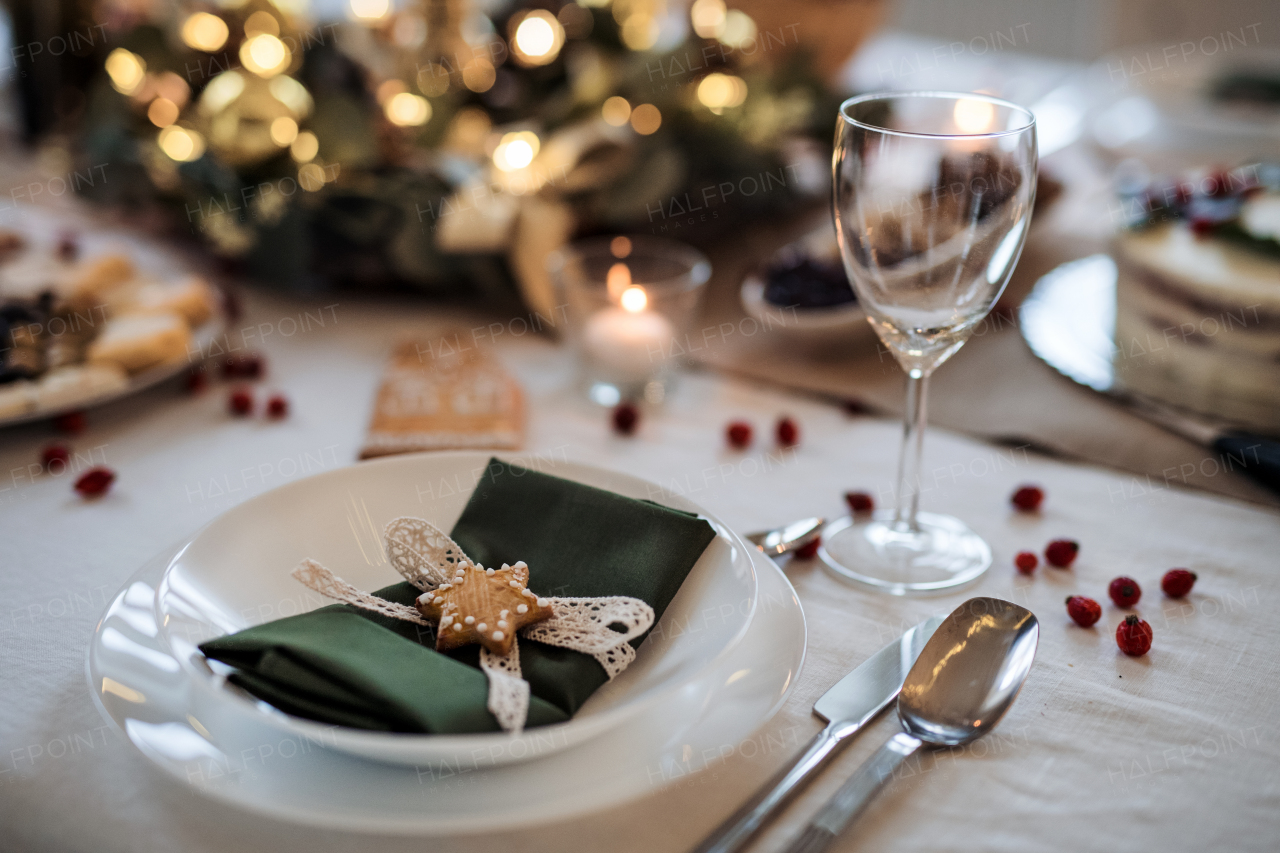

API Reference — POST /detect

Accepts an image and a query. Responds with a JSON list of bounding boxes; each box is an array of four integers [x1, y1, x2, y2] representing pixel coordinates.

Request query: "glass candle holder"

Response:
[[551, 236, 711, 406]]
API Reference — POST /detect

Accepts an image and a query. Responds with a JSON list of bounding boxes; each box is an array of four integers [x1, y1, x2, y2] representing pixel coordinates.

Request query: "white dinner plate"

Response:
[[87, 534, 805, 832], [155, 452, 758, 767], [0, 204, 224, 427]]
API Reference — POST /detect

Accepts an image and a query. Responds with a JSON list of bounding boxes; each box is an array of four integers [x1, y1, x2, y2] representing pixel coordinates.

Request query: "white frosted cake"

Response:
[[1113, 190, 1280, 432]]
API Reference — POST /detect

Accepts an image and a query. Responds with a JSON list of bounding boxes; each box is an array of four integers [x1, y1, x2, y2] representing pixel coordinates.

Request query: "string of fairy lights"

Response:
[[101, 0, 758, 195]]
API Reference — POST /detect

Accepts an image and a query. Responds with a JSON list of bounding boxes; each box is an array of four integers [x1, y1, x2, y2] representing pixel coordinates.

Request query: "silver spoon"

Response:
[[745, 517, 823, 558], [784, 597, 1039, 853]]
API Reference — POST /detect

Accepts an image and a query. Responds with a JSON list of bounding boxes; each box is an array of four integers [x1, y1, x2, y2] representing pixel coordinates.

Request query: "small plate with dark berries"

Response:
[[739, 222, 877, 347]]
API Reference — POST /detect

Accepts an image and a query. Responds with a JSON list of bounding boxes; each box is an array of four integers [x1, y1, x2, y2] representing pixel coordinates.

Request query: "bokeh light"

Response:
[[199, 71, 245, 114], [696, 72, 747, 114], [511, 10, 565, 66], [620, 14, 659, 50], [269, 76, 313, 117], [393, 13, 427, 48], [240, 34, 291, 78], [493, 131, 540, 171], [462, 57, 496, 93], [147, 97, 179, 128], [417, 63, 451, 97], [181, 13, 229, 52], [349, 0, 390, 20], [718, 10, 756, 49], [629, 103, 661, 135], [299, 162, 326, 191], [690, 0, 726, 38], [105, 48, 146, 95], [602, 96, 631, 127], [385, 92, 432, 127], [290, 131, 319, 162], [270, 116, 299, 146], [244, 11, 280, 38], [158, 126, 205, 162]]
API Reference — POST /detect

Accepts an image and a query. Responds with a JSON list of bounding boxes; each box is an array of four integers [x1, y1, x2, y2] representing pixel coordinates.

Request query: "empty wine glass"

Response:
[[821, 91, 1037, 594]]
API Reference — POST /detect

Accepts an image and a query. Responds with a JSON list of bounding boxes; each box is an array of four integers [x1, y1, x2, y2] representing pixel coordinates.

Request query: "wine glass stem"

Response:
[[894, 370, 929, 533]]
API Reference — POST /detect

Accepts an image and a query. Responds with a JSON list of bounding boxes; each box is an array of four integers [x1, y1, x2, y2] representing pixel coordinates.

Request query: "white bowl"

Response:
[[738, 219, 877, 348], [156, 451, 758, 767]]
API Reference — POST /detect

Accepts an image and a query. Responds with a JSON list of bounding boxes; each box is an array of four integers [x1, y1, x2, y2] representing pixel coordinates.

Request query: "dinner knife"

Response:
[[689, 615, 945, 853]]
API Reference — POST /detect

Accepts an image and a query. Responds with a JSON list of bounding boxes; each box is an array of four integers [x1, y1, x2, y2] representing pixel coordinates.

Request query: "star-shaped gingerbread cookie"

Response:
[[415, 560, 555, 655]]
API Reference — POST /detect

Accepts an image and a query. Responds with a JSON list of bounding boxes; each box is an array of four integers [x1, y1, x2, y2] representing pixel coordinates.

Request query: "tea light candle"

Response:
[[582, 274, 675, 382]]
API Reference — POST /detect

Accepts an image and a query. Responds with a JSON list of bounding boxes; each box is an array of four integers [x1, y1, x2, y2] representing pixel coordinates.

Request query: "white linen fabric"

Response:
[[2, 284, 1276, 853]]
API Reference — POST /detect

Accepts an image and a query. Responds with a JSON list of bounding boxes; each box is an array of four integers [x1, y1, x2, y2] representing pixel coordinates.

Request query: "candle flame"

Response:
[[954, 98, 995, 134], [621, 286, 647, 313]]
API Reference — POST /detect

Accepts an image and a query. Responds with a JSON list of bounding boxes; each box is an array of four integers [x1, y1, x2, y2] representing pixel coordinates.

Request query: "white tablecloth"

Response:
[[2, 287, 1277, 852]]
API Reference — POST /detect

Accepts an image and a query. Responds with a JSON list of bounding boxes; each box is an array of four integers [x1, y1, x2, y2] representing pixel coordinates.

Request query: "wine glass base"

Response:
[[818, 512, 992, 595]]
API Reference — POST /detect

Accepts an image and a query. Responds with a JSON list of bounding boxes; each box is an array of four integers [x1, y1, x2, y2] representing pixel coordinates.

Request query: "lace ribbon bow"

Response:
[[290, 517, 655, 733]]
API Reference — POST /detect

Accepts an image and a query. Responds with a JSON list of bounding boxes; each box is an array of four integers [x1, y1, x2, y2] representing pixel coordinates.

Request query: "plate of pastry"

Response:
[[0, 205, 223, 426], [1021, 161, 1280, 435]]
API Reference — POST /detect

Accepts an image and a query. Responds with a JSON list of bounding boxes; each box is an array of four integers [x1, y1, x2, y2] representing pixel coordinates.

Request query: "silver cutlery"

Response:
[[745, 517, 824, 558], [690, 614, 943, 853], [784, 597, 1039, 853]]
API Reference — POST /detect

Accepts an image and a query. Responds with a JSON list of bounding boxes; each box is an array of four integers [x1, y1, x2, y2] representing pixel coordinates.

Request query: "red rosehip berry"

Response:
[[776, 416, 799, 447], [41, 444, 70, 473], [1116, 615, 1153, 656], [1044, 539, 1078, 568], [1189, 217, 1216, 238], [1066, 595, 1102, 627], [726, 420, 752, 449], [74, 466, 115, 498], [266, 393, 289, 419], [1108, 576, 1142, 608], [54, 410, 87, 435], [228, 387, 254, 417], [1014, 551, 1038, 574], [1161, 568, 1197, 598], [612, 402, 639, 436], [845, 491, 874, 514], [222, 352, 265, 380], [1010, 485, 1044, 512], [56, 232, 79, 261], [794, 537, 821, 560], [186, 367, 208, 394]]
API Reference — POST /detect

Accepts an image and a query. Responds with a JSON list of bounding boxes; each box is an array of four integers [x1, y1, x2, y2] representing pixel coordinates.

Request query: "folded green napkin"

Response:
[[200, 458, 717, 734]]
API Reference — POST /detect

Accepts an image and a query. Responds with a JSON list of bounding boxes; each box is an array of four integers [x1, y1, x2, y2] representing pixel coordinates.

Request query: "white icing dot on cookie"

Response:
[[464, 615, 475, 625], [516, 604, 528, 614], [453, 623, 463, 631], [486, 568, 495, 575], [536, 597, 548, 607], [477, 623, 487, 632], [508, 580, 520, 588], [497, 620, 508, 629], [499, 609, 509, 617], [522, 589, 534, 598], [492, 631, 504, 641], [433, 595, 443, 604], [501, 563, 510, 571], [514, 561, 527, 569]]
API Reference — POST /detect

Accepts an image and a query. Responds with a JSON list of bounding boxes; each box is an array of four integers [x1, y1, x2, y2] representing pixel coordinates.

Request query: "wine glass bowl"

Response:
[[822, 91, 1037, 594]]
